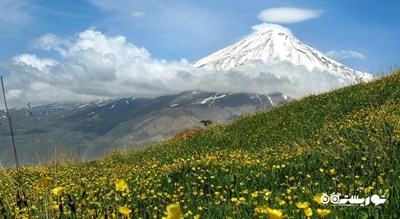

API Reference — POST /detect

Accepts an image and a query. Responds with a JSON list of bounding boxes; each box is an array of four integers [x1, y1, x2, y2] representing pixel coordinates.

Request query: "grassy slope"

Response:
[[1, 71, 399, 218]]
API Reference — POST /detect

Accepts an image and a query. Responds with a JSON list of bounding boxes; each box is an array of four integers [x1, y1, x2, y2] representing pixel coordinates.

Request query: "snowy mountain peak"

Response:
[[193, 25, 373, 83], [252, 23, 293, 36]]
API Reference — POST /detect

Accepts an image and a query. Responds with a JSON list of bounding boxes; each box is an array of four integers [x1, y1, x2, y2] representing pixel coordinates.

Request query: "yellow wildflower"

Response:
[[296, 201, 309, 209], [251, 191, 259, 198], [162, 202, 183, 219], [50, 204, 59, 210], [304, 207, 313, 217], [328, 168, 336, 175], [313, 193, 323, 205], [364, 186, 374, 194], [51, 187, 64, 196], [266, 207, 283, 219], [115, 179, 128, 192], [316, 209, 331, 218], [119, 206, 131, 216]]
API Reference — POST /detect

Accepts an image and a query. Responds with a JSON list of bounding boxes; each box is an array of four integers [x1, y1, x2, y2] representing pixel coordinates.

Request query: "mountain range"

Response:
[[0, 91, 288, 168]]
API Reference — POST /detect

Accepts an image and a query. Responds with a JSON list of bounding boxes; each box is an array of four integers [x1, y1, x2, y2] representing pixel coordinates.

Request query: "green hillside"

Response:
[[1, 71, 399, 218]]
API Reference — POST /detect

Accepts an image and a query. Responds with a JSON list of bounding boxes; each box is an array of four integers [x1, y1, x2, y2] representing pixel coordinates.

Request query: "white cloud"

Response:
[[13, 54, 58, 72], [30, 81, 52, 91], [1, 28, 354, 107], [258, 7, 322, 24], [326, 50, 366, 61], [6, 89, 22, 100], [3, 28, 194, 106], [252, 23, 293, 35], [197, 61, 347, 98], [31, 33, 70, 55]]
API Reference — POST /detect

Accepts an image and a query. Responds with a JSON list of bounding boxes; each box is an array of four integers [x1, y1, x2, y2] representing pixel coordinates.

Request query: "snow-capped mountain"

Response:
[[193, 25, 373, 83]]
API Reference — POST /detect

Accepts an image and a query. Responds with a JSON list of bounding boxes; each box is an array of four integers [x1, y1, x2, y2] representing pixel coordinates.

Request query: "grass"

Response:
[[0, 71, 399, 218]]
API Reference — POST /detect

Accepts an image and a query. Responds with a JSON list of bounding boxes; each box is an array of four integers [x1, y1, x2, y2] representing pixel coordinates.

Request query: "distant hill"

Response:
[[0, 90, 288, 168]]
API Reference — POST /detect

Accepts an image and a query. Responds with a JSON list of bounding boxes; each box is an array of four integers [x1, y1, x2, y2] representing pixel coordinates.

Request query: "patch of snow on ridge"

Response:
[[94, 98, 112, 106], [197, 93, 227, 105], [255, 95, 264, 105], [77, 103, 91, 109], [109, 103, 117, 110], [267, 96, 274, 106]]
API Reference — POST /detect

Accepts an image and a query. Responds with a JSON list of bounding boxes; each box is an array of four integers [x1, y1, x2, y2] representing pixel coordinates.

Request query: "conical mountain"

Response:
[[193, 24, 372, 83]]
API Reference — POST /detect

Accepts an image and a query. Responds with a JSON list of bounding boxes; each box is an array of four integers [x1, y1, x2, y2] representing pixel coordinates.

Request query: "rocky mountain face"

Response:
[[0, 90, 289, 168]]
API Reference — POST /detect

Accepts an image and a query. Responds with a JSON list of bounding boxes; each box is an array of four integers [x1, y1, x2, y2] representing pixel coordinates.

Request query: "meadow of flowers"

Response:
[[0, 71, 399, 218]]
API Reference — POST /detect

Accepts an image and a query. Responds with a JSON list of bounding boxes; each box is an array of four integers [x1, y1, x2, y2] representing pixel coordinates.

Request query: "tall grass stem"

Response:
[[1, 76, 20, 171]]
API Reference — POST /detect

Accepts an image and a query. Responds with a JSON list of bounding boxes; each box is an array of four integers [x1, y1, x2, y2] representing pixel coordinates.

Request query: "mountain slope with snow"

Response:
[[0, 90, 289, 168], [193, 25, 373, 83]]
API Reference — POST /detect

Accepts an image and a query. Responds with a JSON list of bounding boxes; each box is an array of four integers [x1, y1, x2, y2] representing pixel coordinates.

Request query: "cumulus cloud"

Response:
[[3, 28, 194, 105], [13, 54, 58, 72], [326, 50, 366, 61], [258, 7, 322, 24], [1, 28, 353, 107], [31, 33, 70, 54]]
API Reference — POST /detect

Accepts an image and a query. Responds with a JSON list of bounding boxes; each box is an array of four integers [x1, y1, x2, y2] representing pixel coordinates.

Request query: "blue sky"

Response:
[[0, 0, 398, 106]]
